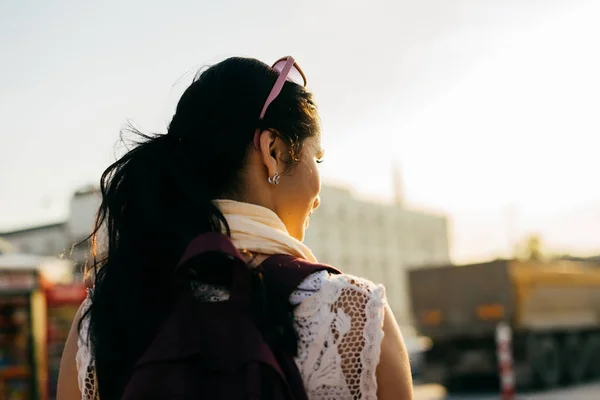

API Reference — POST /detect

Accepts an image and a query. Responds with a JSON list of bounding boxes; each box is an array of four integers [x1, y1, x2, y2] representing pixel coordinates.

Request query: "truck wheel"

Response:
[[529, 334, 562, 389], [582, 334, 600, 380], [563, 333, 586, 384]]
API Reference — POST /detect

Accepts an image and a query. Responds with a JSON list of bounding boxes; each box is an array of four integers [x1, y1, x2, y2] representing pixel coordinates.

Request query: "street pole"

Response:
[[496, 322, 515, 400], [504, 204, 517, 259]]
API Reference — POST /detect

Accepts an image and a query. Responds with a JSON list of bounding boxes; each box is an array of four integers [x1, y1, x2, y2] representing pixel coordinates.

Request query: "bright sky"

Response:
[[1, 0, 599, 262]]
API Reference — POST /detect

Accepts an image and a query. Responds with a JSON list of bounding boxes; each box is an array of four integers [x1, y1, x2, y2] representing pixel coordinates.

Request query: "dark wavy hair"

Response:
[[80, 57, 320, 399]]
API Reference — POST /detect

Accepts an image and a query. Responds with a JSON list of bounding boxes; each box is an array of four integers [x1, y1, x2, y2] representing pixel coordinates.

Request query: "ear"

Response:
[[258, 129, 284, 178]]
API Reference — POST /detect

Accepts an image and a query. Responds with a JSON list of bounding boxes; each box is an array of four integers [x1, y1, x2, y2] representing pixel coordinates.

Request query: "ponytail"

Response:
[[84, 128, 230, 399]]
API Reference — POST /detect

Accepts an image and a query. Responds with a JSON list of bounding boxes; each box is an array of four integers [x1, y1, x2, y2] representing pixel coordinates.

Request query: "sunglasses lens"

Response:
[[272, 59, 306, 86]]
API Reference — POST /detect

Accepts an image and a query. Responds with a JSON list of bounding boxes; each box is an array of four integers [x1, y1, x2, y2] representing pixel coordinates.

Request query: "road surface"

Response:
[[446, 382, 600, 400]]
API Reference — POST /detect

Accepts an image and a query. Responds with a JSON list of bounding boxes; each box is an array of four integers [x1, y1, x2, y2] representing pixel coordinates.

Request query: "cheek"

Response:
[[311, 165, 321, 197], [280, 161, 321, 214], [287, 165, 318, 206], [304, 161, 321, 199]]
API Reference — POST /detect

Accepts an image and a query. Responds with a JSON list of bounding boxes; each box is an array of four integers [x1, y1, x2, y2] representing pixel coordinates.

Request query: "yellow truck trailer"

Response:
[[408, 259, 600, 389]]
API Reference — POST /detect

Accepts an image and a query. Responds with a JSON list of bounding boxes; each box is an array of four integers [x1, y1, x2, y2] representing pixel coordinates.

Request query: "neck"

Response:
[[213, 199, 316, 263]]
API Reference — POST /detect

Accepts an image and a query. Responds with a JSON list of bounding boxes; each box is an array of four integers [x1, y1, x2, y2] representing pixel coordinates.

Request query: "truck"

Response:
[[408, 259, 600, 389]]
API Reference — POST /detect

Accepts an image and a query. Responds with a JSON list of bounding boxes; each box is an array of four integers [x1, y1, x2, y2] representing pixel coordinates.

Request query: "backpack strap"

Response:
[[177, 231, 246, 266], [177, 232, 253, 306], [259, 254, 341, 301]]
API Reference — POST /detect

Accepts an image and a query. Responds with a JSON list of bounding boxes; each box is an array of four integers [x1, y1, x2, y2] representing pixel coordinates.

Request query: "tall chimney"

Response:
[[392, 162, 405, 207]]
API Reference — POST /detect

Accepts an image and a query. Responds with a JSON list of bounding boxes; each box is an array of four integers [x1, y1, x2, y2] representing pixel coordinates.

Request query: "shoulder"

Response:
[[291, 270, 387, 309], [330, 273, 385, 294], [325, 273, 387, 313]]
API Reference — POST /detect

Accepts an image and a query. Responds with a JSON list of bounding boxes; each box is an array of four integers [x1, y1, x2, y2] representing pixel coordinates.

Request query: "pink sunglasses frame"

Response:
[[253, 56, 307, 149]]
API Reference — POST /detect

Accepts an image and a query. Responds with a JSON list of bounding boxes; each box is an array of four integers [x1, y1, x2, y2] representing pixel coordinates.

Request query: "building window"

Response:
[[421, 236, 434, 258], [46, 239, 56, 254], [362, 256, 372, 273], [317, 203, 326, 215], [318, 226, 328, 244], [375, 212, 385, 229], [337, 204, 346, 221], [340, 255, 352, 271], [379, 225, 388, 248]]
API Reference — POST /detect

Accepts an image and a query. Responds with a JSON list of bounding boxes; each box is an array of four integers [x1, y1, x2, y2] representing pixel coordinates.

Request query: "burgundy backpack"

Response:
[[121, 232, 340, 400]]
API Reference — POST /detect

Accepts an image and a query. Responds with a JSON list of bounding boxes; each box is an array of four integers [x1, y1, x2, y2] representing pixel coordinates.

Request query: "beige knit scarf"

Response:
[[213, 199, 317, 262]]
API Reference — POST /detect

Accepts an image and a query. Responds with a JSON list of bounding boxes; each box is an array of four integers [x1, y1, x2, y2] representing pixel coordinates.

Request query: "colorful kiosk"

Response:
[[45, 283, 86, 400], [0, 253, 79, 400]]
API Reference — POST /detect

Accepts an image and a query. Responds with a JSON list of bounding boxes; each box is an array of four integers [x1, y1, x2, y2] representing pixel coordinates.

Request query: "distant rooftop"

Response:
[[74, 185, 100, 197], [0, 221, 66, 236], [556, 254, 600, 263]]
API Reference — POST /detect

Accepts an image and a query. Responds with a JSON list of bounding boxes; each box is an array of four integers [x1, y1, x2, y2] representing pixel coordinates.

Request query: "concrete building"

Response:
[[66, 186, 102, 270], [0, 186, 101, 274], [0, 222, 68, 257], [304, 185, 450, 326], [68, 186, 102, 243]]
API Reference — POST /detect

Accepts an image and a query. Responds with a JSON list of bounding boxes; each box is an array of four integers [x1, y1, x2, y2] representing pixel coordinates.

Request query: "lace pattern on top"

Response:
[[76, 296, 99, 400], [76, 272, 386, 400], [292, 273, 386, 400]]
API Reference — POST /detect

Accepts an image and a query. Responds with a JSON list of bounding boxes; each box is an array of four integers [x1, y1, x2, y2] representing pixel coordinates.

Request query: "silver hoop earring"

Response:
[[268, 172, 280, 185]]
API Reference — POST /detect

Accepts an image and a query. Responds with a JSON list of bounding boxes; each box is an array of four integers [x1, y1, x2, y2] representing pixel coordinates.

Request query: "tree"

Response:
[[514, 233, 544, 261], [526, 234, 543, 260]]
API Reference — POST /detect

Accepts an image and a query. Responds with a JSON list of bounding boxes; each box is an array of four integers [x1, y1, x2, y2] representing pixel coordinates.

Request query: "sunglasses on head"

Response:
[[253, 56, 307, 149]]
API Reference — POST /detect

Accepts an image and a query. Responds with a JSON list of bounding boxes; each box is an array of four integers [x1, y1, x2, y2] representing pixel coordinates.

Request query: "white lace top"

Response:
[[76, 271, 387, 400]]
